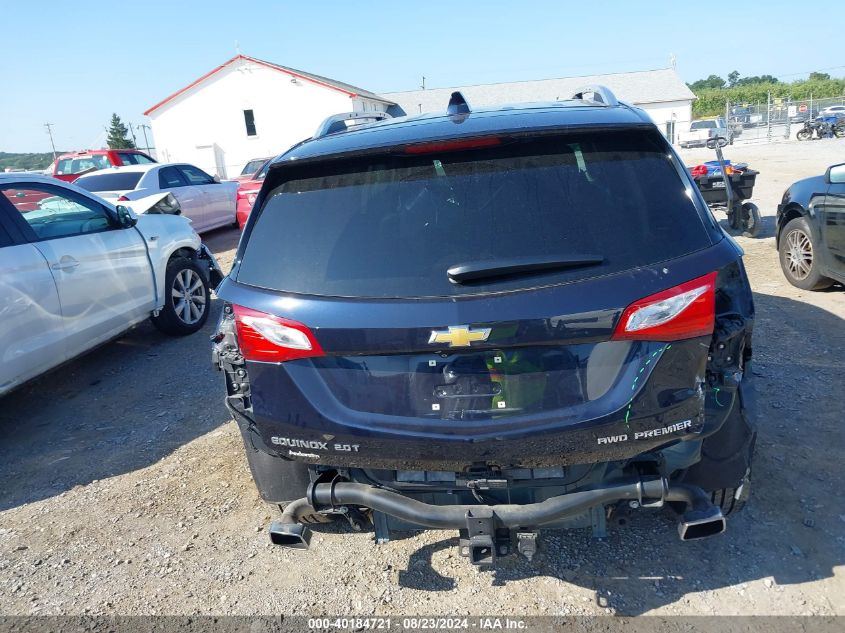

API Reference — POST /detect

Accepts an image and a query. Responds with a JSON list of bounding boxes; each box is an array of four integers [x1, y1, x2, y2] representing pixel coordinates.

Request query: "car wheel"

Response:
[[741, 202, 762, 238], [778, 217, 833, 290], [679, 386, 756, 516], [151, 257, 211, 335], [711, 471, 751, 516]]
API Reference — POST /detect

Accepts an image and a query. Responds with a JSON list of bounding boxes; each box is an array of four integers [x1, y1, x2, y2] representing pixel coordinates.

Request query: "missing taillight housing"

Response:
[[232, 304, 324, 362], [612, 272, 717, 341]]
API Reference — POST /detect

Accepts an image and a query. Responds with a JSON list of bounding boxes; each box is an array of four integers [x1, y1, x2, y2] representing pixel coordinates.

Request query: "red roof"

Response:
[[143, 55, 390, 116]]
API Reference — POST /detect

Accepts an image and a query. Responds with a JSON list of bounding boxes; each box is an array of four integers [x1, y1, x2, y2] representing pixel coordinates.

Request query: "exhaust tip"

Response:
[[269, 521, 312, 549], [678, 508, 726, 541]]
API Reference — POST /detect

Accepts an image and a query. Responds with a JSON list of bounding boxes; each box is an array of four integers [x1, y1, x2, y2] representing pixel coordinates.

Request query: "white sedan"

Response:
[[0, 173, 223, 397], [73, 163, 238, 234]]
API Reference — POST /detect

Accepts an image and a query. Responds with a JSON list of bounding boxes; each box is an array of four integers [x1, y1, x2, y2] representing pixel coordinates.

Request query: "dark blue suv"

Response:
[[213, 88, 756, 566]]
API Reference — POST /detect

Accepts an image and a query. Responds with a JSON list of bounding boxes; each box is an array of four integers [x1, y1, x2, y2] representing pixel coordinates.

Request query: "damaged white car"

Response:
[[0, 173, 223, 396]]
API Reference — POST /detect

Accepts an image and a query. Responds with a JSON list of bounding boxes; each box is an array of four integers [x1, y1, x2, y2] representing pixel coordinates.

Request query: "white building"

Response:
[[144, 55, 393, 178], [381, 68, 696, 144]]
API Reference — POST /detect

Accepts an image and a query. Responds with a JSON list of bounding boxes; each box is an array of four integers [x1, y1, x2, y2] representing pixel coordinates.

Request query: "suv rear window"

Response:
[[238, 130, 712, 298], [56, 155, 111, 175], [74, 172, 143, 192]]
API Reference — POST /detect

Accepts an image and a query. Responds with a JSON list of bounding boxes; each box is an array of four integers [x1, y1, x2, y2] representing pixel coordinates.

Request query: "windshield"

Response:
[[691, 121, 717, 130], [74, 172, 144, 192], [118, 152, 155, 165], [255, 160, 272, 180], [241, 158, 267, 176], [238, 130, 712, 298]]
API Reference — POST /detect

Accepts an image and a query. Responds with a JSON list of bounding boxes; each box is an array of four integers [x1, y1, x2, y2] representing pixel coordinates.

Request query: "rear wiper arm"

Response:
[[447, 255, 604, 284]]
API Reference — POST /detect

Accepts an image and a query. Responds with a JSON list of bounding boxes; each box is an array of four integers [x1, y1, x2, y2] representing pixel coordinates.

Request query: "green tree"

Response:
[[735, 74, 779, 86], [106, 113, 135, 149], [727, 70, 740, 87], [689, 74, 726, 90], [809, 71, 831, 81]]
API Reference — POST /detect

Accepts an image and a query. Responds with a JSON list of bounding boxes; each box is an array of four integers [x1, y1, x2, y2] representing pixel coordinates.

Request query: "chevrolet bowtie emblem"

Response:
[[428, 325, 491, 348]]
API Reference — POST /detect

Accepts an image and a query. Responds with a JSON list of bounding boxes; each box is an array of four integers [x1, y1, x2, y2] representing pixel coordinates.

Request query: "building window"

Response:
[[243, 109, 257, 137]]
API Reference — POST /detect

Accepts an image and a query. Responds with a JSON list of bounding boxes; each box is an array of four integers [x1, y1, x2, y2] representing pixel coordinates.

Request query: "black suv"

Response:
[[213, 88, 756, 566]]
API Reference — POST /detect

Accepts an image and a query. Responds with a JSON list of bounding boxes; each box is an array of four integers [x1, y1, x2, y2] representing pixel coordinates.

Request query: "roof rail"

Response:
[[570, 85, 619, 107], [447, 91, 471, 115], [313, 111, 392, 139]]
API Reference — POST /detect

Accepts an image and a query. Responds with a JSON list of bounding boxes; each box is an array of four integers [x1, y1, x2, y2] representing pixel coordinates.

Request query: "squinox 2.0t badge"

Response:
[[428, 325, 492, 348]]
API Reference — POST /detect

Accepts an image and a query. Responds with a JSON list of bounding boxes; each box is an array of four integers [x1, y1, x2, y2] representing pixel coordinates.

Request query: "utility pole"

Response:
[[127, 122, 138, 147], [44, 123, 57, 161], [137, 124, 152, 156]]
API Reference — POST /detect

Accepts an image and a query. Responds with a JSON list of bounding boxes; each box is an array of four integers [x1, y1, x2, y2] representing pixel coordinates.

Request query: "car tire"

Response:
[[711, 473, 751, 516], [151, 257, 210, 335], [778, 217, 834, 290], [741, 202, 762, 238], [680, 391, 756, 516]]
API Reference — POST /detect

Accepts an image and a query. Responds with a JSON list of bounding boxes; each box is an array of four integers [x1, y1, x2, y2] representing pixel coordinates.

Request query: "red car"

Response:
[[52, 149, 156, 182], [235, 158, 272, 229]]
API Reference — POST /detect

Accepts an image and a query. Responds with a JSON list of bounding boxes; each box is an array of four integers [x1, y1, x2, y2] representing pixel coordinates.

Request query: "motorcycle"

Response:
[[797, 116, 843, 140]]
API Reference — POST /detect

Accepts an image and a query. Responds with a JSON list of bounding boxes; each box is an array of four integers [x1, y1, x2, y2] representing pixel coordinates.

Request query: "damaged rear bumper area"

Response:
[[271, 476, 725, 566]]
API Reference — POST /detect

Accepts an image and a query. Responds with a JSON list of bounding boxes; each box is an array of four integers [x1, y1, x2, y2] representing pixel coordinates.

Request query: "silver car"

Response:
[[0, 174, 223, 396], [73, 163, 239, 234]]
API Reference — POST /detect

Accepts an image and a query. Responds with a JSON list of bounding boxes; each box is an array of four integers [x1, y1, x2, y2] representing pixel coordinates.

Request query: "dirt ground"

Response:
[[1, 139, 843, 618]]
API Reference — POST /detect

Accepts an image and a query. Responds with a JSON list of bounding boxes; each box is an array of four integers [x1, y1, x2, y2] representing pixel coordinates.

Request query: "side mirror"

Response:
[[826, 163, 845, 184], [212, 175, 221, 183], [115, 205, 138, 228]]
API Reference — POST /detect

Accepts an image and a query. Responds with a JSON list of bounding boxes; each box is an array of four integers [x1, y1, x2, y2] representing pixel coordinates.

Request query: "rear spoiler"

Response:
[[570, 85, 619, 107], [313, 111, 392, 139]]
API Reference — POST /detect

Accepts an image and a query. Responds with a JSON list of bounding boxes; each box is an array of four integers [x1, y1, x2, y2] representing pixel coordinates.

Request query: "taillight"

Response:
[[690, 164, 708, 177], [232, 304, 324, 362], [404, 137, 501, 154], [117, 195, 129, 201], [612, 272, 717, 341]]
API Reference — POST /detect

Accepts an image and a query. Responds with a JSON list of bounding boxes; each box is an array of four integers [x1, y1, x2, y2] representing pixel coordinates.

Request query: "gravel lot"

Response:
[[1, 139, 843, 617]]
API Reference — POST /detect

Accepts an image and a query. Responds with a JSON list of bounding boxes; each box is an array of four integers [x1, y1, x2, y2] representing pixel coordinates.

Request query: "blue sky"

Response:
[[1, 0, 840, 153]]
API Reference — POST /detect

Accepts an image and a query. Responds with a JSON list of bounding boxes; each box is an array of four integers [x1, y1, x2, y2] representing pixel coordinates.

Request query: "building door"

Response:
[[665, 120, 676, 144], [195, 144, 227, 180]]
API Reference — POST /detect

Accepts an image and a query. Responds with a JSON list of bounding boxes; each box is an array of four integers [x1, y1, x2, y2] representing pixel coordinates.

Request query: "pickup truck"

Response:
[[678, 118, 733, 148], [0, 173, 223, 397]]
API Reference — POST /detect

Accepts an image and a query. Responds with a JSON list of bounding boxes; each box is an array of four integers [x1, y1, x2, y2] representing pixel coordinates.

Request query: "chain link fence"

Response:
[[726, 94, 845, 144]]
